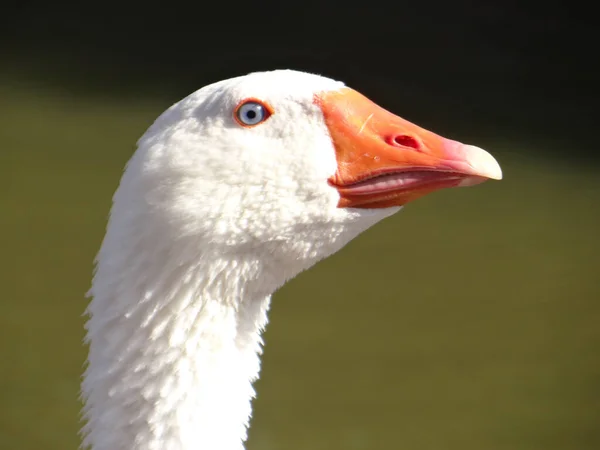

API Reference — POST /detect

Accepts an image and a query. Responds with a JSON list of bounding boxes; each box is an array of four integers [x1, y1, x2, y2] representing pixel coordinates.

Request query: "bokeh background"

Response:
[[2, 2, 598, 449]]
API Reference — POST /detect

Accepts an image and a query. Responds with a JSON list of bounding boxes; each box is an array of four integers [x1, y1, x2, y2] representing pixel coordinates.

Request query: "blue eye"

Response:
[[235, 100, 271, 126]]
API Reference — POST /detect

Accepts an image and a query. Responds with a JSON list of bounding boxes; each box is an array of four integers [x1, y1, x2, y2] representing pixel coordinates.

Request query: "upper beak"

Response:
[[315, 88, 502, 208]]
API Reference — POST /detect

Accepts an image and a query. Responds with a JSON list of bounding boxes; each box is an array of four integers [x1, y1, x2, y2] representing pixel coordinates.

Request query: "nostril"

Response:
[[390, 135, 421, 150]]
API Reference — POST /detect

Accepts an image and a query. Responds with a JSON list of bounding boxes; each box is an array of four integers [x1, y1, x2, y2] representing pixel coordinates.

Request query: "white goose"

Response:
[[82, 69, 502, 450]]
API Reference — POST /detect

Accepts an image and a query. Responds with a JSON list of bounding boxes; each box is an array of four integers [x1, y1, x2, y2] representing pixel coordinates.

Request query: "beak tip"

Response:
[[464, 145, 503, 181]]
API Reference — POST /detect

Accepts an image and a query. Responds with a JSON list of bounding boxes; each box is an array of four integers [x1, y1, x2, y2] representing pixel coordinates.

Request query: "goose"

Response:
[[82, 69, 502, 450]]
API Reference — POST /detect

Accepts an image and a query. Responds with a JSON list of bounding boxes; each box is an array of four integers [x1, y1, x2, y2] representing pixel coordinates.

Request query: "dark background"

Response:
[[3, 2, 596, 157], [2, 2, 599, 450]]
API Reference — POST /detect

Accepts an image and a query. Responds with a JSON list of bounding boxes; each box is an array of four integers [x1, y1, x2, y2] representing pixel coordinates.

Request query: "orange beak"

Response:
[[315, 88, 502, 208]]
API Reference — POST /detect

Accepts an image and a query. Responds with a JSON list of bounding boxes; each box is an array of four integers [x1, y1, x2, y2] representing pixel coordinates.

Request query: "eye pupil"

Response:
[[246, 110, 257, 119]]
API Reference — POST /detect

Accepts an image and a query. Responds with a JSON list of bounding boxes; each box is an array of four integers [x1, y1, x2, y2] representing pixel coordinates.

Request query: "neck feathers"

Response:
[[82, 248, 272, 450], [81, 137, 385, 449]]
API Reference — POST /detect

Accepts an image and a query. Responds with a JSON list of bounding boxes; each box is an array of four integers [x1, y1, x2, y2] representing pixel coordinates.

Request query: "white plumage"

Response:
[[82, 70, 501, 450]]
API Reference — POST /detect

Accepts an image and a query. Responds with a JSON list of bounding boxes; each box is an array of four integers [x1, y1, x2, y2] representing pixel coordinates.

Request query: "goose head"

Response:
[[114, 69, 501, 290], [85, 69, 502, 450]]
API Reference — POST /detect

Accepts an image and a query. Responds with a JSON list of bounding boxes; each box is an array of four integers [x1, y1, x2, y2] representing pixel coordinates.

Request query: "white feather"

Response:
[[82, 70, 399, 450]]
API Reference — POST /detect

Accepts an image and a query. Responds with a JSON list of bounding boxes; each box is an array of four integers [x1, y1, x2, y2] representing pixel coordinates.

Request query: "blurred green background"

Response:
[[2, 3, 598, 449]]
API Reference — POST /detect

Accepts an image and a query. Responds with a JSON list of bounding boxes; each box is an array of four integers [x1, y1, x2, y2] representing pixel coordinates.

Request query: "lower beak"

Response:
[[316, 88, 502, 209]]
